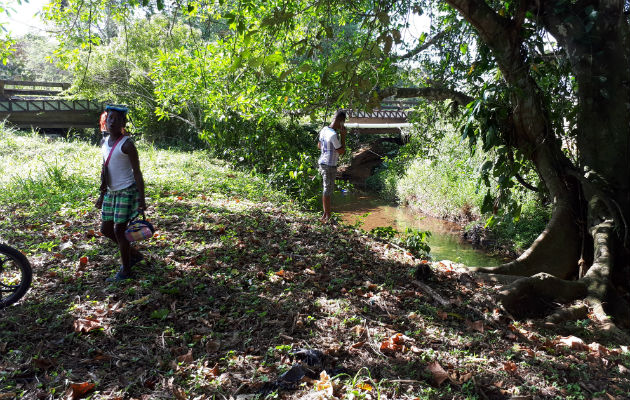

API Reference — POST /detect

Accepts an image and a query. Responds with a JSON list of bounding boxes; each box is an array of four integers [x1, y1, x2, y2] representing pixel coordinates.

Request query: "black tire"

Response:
[[0, 244, 32, 308]]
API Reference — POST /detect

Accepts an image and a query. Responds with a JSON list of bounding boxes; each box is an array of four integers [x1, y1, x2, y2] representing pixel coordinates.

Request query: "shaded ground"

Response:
[[1, 133, 629, 399]]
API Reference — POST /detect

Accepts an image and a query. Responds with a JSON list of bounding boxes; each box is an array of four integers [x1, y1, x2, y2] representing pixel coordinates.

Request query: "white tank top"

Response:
[[102, 136, 136, 191]]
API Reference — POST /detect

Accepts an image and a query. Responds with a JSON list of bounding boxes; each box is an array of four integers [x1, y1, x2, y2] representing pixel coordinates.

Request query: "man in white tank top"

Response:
[[96, 106, 146, 281]]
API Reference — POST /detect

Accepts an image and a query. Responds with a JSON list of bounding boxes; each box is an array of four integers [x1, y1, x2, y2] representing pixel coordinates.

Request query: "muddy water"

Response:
[[333, 192, 505, 268]]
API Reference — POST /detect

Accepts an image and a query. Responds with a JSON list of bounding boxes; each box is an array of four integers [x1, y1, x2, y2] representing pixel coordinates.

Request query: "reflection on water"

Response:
[[334, 192, 504, 268]]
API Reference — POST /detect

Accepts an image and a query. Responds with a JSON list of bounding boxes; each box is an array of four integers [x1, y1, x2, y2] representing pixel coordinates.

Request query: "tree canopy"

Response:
[[35, 0, 630, 331]]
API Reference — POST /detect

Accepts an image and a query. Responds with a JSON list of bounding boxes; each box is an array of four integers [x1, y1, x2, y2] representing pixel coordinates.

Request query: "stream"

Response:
[[334, 192, 505, 268]]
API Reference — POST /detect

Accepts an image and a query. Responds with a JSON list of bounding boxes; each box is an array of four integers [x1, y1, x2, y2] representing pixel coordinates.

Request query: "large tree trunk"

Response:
[[444, 0, 630, 329]]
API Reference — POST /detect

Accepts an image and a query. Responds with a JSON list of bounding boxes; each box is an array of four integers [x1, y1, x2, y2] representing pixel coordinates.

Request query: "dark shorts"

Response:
[[318, 164, 337, 196], [102, 184, 139, 224]]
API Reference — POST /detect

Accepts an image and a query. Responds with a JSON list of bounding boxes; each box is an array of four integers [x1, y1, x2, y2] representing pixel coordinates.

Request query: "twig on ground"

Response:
[[412, 280, 451, 307]]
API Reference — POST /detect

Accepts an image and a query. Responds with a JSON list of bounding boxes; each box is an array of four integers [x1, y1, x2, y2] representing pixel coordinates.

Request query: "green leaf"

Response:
[[151, 308, 169, 320], [481, 191, 494, 214]]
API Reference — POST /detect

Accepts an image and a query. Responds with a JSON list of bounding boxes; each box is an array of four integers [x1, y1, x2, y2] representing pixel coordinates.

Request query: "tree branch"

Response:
[[377, 87, 473, 107], [393, 29, 449, 62], [514, 172, 539, 192]]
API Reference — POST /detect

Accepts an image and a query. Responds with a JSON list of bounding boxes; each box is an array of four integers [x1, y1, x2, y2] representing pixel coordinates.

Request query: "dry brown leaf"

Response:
[[315, 370, 333, 396], [380, 333, 405, 353], [426, 361, 449, 385], [465, 320, 484, 333], [558, 335, 589, 351], [351, 341, 366, 349], [172, 385, 188, 400], [449, 371, 473, 384], [208, 363, 220, 377], [66, 382, 95, 400], [588, 342, 610, 356], [0, 393, 16, 400], [205, 340, 220, 353], [352, 325, 365, 336], [436, 311, 448, 320], [503, 361, 518, 374], [391, 333, 404, 344], [33, 358, 57, 370], [176, 350, 193, 363], [73, 318, 102, 333]]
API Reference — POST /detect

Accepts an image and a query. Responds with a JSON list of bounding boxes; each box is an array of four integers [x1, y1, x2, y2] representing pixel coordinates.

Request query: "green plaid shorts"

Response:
[[101, 184, 140, 224]]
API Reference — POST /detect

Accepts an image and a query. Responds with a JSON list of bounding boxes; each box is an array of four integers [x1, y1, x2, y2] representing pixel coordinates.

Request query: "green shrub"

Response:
[[399, 228, 431, 259], [369, 226, 397, 241]]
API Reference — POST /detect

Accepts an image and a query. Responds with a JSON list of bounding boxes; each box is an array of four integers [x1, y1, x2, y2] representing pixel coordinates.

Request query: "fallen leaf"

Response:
[[356, 382, 373, 391], [449, 371, 473, 384], [176, 350, 193, 363], [588, 342, 610, 356], [380, 333, 405, 353], [426, 361, 449, 385], [352, 325, 365, 336], [130, 295, 151, 305], [558, 335, 589, 351], [503, 361, 518, 374], [0, 393, 16, 399], [436, 310, 448, 320], [73, 318, 102, 333], [144, 377, 159, 389], [315, 370, 333, 396], [391, 333, 404, 344], [66, 382, 95, 400], [33, 358, 57, 370], [205, 340, 220, 353], [465, 320, 484, 333], [351, 341, 365, 349], [172, 385, 187, 400], [208, 363, 220, 377], [79, 256, 88, 265]]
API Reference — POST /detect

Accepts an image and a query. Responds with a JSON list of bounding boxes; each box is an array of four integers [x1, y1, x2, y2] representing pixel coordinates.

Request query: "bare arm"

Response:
[[122, 140, 146, 210], [336, 126, 347, 155]]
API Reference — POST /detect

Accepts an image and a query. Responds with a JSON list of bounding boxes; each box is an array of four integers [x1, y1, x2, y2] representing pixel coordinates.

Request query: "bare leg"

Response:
[[100, 220, 117, 243], [101, 220, 141, 261], [114, 222, 132, 275], [321, 195, 332, 222]]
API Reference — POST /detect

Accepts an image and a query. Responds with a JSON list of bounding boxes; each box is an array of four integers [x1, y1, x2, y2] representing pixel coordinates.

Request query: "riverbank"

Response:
[[1, 131, 629, 399], [333, 192, 506, 268]]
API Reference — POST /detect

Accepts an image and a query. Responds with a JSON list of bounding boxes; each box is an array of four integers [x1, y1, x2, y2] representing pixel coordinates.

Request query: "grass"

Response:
[[0, 128, 628, 399]]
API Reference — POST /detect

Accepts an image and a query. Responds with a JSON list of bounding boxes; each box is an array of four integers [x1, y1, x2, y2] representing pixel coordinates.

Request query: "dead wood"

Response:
[[412, 280, 451, 307]]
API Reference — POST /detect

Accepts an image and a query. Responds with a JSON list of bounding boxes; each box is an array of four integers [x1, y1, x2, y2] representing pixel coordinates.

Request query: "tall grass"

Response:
[[367, 119, 549, 253], [0, 127, 287, 222]]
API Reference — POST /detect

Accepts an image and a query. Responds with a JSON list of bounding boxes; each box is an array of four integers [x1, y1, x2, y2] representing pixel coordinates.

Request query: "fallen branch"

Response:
[[412, 280, 451, 307]]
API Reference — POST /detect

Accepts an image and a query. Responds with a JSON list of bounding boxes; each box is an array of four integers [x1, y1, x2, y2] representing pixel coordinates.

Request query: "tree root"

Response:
[[494, 221, 630, 338], [544, 304, 589, 324], [470, 201, 580, 279], [497, 273, 587, 319]]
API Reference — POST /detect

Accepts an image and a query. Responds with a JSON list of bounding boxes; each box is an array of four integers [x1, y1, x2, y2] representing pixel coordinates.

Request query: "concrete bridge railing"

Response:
[[0, 80, 101, 130]]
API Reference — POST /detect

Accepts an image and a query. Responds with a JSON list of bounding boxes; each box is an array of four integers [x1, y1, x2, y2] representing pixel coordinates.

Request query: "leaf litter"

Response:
[[0, 137, 629, 399]]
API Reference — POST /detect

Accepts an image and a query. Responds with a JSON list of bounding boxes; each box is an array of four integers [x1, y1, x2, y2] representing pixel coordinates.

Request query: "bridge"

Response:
[[344, 100, 416, 135], [0, 80, 101, 130]]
